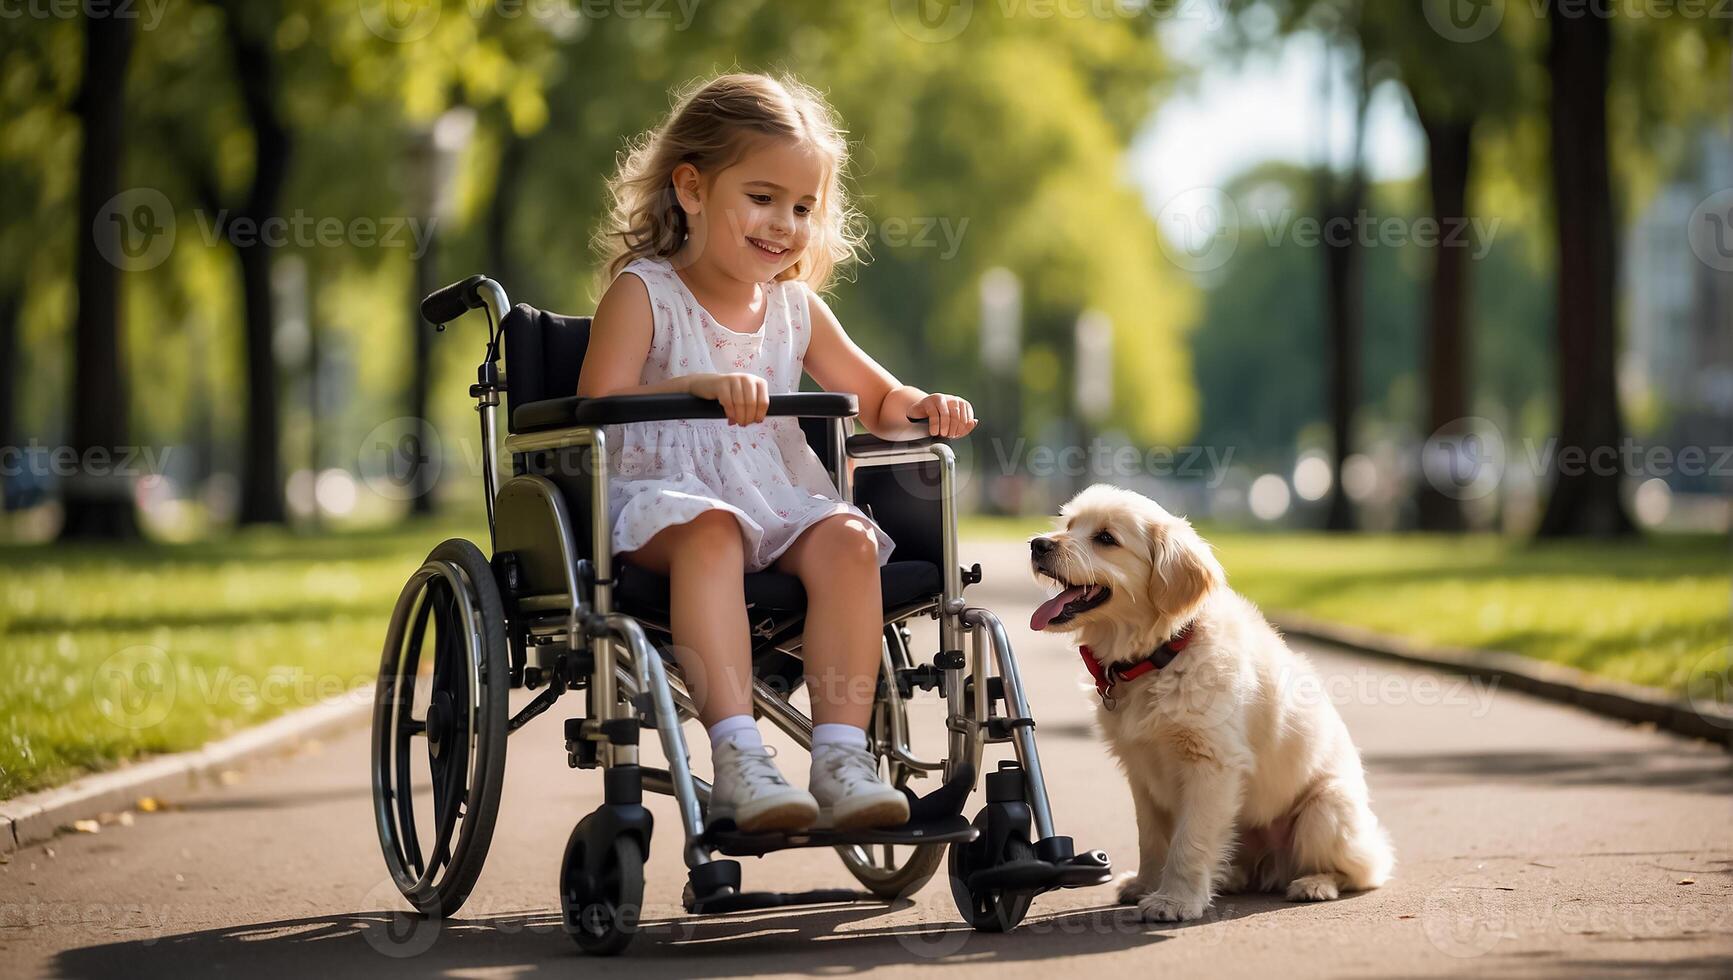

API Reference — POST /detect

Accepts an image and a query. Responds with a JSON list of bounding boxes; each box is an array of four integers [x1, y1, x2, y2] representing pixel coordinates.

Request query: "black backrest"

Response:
[[853, 460, 945, 568], [501, 303, 592, 433]]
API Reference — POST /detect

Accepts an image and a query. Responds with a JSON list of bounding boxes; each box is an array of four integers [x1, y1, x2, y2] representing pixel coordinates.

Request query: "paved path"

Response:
[[3, 543, 1729, 978]]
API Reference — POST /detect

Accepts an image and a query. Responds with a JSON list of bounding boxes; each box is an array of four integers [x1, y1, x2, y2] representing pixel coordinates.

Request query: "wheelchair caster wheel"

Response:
[[948, 808, 1035, 932], [371, 538, 509, 918], [561, 833, 646, 955]]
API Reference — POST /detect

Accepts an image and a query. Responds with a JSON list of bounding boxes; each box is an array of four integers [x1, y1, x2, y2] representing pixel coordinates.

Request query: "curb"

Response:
[[1269, 610, 1733, 749], [0, 695, 372, 855]]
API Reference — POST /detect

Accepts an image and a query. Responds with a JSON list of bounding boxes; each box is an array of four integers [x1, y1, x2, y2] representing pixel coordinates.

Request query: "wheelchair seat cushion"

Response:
[[615, 560, 943, 622]]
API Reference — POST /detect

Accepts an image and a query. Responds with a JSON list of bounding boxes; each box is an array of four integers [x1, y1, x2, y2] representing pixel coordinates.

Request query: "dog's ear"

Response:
[[1144, 517, 1225, 620]]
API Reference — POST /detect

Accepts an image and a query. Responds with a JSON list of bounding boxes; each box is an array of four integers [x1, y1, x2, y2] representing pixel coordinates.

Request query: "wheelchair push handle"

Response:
[[422, 274, 505, 326]]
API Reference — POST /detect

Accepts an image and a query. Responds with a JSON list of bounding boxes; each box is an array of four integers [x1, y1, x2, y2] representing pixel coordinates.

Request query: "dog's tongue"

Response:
[[1030, 586, 1087, 631]]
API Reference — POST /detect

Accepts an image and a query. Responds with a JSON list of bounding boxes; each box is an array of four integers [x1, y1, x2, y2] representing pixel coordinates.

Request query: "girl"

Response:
[[578, 73, 978, 833]]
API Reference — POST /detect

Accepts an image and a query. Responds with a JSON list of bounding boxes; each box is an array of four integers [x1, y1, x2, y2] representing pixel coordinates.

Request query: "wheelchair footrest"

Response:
[[703, 812, 978, 857], [684, 887, 883, 915], [966, 850, 1114, 893]]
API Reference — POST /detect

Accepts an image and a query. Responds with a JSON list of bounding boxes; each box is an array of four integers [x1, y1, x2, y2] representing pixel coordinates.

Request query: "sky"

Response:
[[1126, 26, 1428, 213]]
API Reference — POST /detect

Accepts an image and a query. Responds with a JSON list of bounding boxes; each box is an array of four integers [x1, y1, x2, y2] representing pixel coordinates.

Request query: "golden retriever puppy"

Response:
[[1029, 484, 1393, 922]]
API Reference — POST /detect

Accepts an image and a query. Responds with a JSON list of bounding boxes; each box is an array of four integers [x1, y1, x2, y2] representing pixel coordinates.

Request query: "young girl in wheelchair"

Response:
[[577, 72, 978, 835]]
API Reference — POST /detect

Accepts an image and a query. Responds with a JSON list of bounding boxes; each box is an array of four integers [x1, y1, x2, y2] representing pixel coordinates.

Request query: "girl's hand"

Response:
[[690, 372, 770, 426], [909, 392, 978, 438]]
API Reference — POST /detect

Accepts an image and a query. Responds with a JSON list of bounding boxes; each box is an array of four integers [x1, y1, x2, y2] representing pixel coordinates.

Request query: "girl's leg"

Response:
[[621, 509, 754, 726], [773, 513, 885, 728], [624, 508, 818, 831], [776, 513, 908, 829]]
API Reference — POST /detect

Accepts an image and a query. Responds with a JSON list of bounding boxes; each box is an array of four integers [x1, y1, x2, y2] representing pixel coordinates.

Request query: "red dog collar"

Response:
[[1079, 622, 1195, 708]]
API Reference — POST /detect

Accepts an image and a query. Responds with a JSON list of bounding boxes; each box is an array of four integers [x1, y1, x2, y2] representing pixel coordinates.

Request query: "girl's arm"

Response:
[[577, 274, 681, 396], [577, 273, 770, 426], [803, 289, 977, 440]]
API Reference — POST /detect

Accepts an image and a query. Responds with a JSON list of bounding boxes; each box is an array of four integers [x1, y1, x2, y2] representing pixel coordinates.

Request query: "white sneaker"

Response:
[[708, 737, 819, 833], [809, 743, 911, 830]]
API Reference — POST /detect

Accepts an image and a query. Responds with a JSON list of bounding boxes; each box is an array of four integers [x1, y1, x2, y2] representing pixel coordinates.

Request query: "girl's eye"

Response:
[[1093, 530, 1117, 547], [794, 204, 811, 216], [747, 193, 772, 205]]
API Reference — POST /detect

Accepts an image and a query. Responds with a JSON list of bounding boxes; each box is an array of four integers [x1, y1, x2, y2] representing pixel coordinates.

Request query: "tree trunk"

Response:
[[1321, 47, 1370, 533], [1416, 111, 1475, 532], [0, 290, 18, 464], [1536, 7, 1635, 538], [235, 240, 284, 524], [223, 1, 291, 526], [61, 13, 139, 540], [485, 129, 527, 294], [409, 237, 438, 515], [304, 261, 322, 529]]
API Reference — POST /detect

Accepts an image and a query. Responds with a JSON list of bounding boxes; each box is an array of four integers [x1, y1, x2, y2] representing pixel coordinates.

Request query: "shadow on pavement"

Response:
[[169, 784, 375, 813], [1364, 749, 1733, 795], [51, 898, 1326, 977]]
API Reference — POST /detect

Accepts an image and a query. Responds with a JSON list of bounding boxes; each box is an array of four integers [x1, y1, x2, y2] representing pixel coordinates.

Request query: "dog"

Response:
[[1029, 484, 1393, 922]]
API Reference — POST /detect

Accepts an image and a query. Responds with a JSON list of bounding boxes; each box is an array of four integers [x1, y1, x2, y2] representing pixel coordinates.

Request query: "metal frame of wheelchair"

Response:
[[370, 275, 1111, 955]]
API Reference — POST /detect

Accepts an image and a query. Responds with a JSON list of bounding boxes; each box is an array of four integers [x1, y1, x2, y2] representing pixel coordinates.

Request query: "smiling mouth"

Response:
[[748, 237, 789, 259], [1029, 576, 1112, 631]]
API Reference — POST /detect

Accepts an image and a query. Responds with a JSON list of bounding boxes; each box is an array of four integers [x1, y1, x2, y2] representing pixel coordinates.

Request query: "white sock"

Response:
[[810, 723, 868, 752], [707, 714, 761, 751]]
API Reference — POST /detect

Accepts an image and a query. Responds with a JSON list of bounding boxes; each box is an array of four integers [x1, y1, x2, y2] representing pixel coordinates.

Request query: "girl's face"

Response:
[[676, 138, 826, 283]]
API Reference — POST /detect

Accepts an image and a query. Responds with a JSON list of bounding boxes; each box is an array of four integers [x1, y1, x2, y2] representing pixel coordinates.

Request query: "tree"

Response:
[[151, 0, 296, 525], [1317, 10, 1372, 532], [1373, 8, 1519, 531], [0, 19, 72, 508], [496, 3, 1195, 447], [134, 0, 558, 525], [1534, 5, 1634, 538], [218, 0, 294, 526], [61, 12, 139, 540]]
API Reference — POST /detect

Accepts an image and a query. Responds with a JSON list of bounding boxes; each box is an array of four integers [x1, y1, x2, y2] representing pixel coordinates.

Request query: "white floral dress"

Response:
[[603, 257, 895, 572]]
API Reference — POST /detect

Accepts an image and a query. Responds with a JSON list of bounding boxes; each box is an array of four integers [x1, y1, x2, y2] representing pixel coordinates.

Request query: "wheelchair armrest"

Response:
[[845, 433, 941, 457], [847, 413, 967, 457], [512, 392, 858, 431]]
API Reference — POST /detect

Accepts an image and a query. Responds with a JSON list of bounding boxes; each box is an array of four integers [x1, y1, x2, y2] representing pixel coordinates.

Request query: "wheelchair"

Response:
[[370, 274, 1112, 955]]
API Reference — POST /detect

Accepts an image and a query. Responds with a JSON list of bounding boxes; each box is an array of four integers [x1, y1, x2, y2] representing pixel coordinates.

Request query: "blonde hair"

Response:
[[595, 72, 865, 293]]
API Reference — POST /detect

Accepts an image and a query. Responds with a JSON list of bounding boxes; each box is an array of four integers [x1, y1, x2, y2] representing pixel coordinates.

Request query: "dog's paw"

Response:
[[1137, 890, 1209, 922], [1286, 874, 1341, 902], [1114, 872, 1151, 905]]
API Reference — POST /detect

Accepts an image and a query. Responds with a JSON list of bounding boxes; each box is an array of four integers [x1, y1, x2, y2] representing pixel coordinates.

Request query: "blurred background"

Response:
[[5, 0, 1732, 538], [0, 1, 1729, 796]]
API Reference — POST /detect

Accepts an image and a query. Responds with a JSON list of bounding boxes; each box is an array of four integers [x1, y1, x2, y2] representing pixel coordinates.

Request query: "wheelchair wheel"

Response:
[[371, 538, 510, 918], [839, 840, 945, 900], [948, 812, 1036, 932], [561, 834, 645, 956], [835, 722, 943, 899]]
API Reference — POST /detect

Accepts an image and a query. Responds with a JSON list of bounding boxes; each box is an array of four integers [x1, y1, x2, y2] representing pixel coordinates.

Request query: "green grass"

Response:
[[3, 515, 1726, 800], [0, 519, 476, 800], [963, 516, 1732, 696]]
